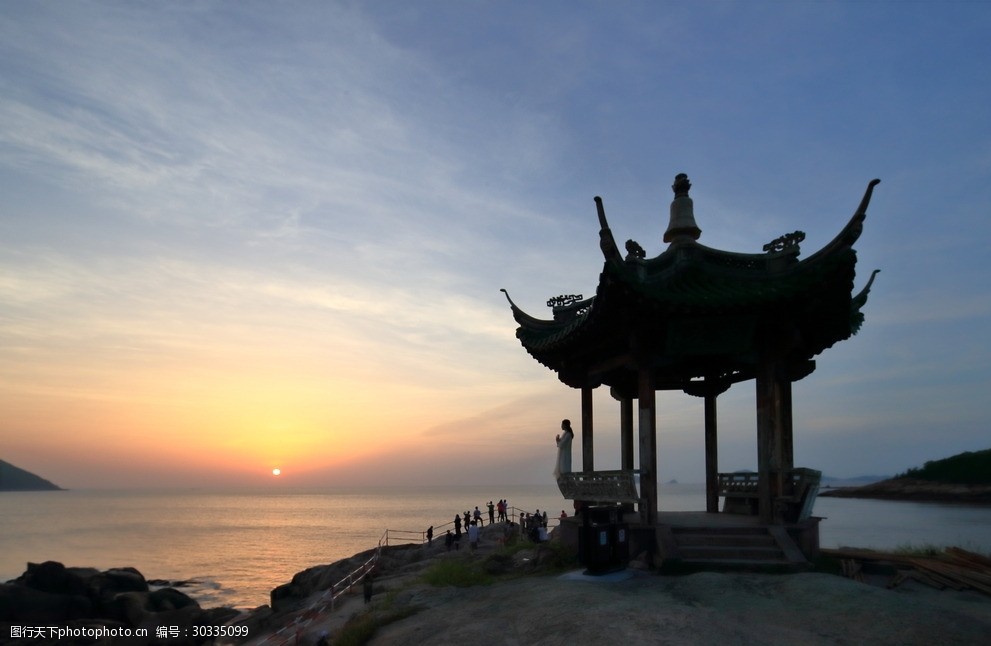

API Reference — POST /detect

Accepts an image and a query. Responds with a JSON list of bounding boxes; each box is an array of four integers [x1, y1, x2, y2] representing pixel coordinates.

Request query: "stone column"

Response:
[[756, 360, 789, 524], [704, 392, 719, 513], [638, 367, 657, 525], [620, 396, 634, 471], [581, 386, 594, 472]]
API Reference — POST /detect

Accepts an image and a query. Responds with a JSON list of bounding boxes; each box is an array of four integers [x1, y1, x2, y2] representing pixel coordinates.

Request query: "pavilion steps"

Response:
[[661, 524, 810, 573]]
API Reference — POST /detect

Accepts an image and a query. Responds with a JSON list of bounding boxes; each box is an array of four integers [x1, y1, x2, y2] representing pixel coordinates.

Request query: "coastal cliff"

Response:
[[820, 448, 991, 503], [820, 477, 991, 503], [0, 460, 63, 492]]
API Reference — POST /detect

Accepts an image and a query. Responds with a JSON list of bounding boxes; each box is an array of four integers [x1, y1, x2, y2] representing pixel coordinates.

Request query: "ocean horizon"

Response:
[[4, 483, 991, 609]]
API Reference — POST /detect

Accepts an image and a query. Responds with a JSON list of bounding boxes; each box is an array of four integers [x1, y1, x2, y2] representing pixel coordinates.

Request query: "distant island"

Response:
[[0, 459, 63, 491], [820, 448, 991, 503]]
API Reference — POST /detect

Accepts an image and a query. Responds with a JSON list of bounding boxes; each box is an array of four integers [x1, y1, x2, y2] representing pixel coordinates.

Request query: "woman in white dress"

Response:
[[553, 419, 574, 480]]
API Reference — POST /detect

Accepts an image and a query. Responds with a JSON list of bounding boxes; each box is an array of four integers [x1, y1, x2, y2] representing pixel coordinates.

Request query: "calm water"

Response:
[[3, 483, 990, 609]]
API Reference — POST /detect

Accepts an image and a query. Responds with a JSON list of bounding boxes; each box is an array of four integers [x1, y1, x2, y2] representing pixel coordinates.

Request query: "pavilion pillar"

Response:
[[638, 367, 658, 526], [756, 359, 791, 524], [620, 397, 634, 471], [704, 393, 719, 513], [581, 386, 594, 472]]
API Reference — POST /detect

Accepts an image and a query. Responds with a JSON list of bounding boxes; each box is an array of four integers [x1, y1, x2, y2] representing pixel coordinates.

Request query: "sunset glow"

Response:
[[2, 3, 989, 489]]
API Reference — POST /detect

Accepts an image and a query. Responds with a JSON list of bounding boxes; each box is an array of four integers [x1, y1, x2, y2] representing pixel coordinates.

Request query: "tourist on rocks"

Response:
[[497, 499, 506, 522], [445, 530, 454, 552], [468, 520, 480, 551], [487, 500, 495, 525], [454, 513, 462, 537], [474, 506, 483, 526], [363, 571, 374, 604], [464, 510, 471, 530], [426, 525, 433, 545]]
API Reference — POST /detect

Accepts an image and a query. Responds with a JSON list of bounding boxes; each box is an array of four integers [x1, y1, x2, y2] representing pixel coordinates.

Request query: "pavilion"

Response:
[[502, 174, 880, 566]]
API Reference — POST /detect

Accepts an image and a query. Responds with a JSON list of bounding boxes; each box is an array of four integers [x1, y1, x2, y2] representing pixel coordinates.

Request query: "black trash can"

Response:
[[580, 505, 628, 574]]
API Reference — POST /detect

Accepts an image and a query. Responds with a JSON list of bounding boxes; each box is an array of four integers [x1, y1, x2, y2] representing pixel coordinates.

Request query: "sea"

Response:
[[3, 483, 991, 610]]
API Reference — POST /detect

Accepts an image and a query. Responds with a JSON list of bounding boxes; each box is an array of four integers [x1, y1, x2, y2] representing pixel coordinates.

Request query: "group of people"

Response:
[[520, 509, 551, 543], [438, 498, 516, 552]]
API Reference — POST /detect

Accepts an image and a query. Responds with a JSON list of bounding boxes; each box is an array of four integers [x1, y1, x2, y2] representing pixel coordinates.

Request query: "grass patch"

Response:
[[421, 558, 494, 587], [333, 605, 420, 646], [533, 540, 579, 571], [891, 542, 943, 557]]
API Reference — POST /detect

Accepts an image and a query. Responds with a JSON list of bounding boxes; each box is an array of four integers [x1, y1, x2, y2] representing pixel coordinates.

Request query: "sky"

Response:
[[2, 1, 989, 490]]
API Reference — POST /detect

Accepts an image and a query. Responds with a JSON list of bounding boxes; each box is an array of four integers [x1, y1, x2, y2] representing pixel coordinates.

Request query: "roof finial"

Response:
[[664, 172, 701, 243]]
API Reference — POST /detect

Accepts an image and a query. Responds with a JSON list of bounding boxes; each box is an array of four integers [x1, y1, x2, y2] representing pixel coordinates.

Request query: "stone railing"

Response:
[[557, 470, 640, 504]]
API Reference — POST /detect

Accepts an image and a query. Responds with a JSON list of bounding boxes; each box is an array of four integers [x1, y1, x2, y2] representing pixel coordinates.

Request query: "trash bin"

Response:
[[580, 506, 628, 574]]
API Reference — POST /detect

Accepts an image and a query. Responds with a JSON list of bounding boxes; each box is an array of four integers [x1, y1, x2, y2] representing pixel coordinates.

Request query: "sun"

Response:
[[271, 468, 281, 476]]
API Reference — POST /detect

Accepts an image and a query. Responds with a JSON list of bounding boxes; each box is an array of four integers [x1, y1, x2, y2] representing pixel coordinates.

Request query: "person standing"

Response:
[[487, 500, 495, 525], [363, 572, 374, 604], [445, 530, 454, 552], [426, 525, 434, 545], [554, 419, 575, 480], [468, 520, 480, 551]]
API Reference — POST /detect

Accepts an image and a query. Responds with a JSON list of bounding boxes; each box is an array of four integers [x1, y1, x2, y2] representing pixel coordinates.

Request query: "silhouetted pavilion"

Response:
[[503, 174, 880, 540]]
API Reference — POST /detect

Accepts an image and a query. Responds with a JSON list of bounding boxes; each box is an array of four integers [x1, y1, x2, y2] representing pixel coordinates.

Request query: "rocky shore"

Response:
[[0, 561, 238, 646], [819, 477, 991, 503], [7, 522, 991, 645], [230, 523, 991, 646]]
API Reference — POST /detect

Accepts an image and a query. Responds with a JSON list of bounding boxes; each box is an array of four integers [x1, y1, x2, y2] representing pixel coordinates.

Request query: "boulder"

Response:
[[148, 587, 198, 611], [0, 582, 93, 624], [17, 561, 87, 595]]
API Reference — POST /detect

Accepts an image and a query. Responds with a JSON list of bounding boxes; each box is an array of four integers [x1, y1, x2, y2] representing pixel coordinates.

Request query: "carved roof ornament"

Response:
[[547, 294, 589, 321], [664, 173, 702, 244], [547, 294, 584, 309], [624, 239, 645, 261], [763, 231, 806, 254]]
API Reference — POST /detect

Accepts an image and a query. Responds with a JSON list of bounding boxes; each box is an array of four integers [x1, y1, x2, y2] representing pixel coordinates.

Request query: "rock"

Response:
[[1, 562, 216, 646], [17, 561, 87, 595], [0, 583, 93, 623], [148, 587, 198, 611], [105, 591, 149, 626]]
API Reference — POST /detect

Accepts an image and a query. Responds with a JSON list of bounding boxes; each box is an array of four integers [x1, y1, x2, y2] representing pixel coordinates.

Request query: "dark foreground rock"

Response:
[[0, 561, 238, 646], [231, 521, 991, 646], [820, 477, 991, 503]]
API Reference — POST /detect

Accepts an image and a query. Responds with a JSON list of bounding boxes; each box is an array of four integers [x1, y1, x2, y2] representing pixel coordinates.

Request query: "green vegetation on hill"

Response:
[[896, 448, 991, 485]]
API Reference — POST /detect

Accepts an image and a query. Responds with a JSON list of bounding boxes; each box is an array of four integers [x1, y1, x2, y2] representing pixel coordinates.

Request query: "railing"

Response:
[[717, 468, 822, 522], [717, 471, 759, 496], [556, 470, 640, 503], [250, 531, 386, 646], [245, 505, 561, 645]]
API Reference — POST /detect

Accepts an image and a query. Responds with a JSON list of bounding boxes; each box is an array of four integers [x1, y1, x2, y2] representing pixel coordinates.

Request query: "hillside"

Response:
[[0, 459, 63, 491], [897, 448, 991, 485], [820, 448, 991, 503]]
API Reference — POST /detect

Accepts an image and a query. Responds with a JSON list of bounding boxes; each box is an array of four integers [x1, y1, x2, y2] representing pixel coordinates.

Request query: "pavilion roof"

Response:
[[503, 177, 881, 394]]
